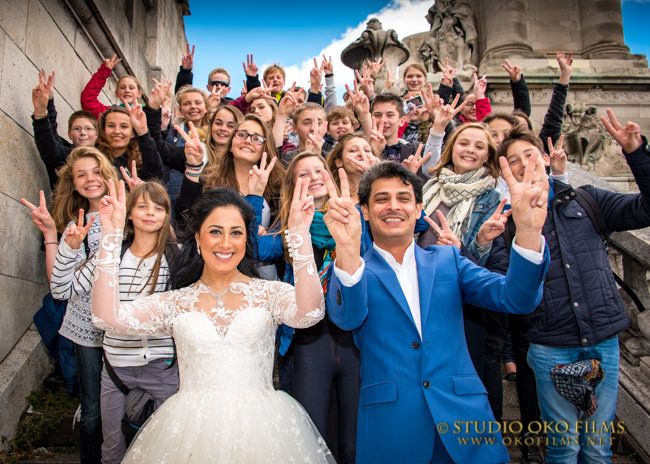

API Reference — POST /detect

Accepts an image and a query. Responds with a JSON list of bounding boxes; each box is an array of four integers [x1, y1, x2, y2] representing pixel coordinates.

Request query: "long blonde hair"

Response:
[[430, 123, 499, 179], [51, 147, 118, 232]]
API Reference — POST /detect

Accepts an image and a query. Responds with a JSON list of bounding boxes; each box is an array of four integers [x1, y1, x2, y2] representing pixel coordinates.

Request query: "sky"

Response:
[[183, 0, 650, 103]]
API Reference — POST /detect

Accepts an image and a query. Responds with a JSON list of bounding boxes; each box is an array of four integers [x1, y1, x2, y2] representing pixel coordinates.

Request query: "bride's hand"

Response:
[[99, 179, 127, 231]]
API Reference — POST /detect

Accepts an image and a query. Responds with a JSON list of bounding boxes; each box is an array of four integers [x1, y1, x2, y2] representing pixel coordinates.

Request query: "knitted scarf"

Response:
[[422, 166, 495, 240]]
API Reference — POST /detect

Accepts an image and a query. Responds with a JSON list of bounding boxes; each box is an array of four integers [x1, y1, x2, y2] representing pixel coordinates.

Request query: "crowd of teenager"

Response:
[[21, 41, 650, 464]]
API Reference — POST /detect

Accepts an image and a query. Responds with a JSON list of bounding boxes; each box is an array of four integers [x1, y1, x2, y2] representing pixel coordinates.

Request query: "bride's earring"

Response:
[[197, 242, 201, 256]]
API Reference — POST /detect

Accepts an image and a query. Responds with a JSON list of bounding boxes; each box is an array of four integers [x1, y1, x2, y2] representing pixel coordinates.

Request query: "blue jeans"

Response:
[[75, 344, 103, 464], [527, 337, 620, 464]]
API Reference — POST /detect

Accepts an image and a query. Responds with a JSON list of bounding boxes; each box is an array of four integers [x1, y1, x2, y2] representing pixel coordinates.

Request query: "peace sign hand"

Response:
[[287, 177, 316, 230], [355, 68, 375, 97], [369, 117, 387, 156], [502, 59, 522, 83], [248, 152, 277, 197], [601, 108, 643, 154], [424, 211, 461, 248], [175, 121, 204, 166], [103, 54, 122, 70], [472, 73, 488, 99], [499, 151, 548, 251], [476, 198, 511, 247], [99, 179, 127, 231], [323, 168, 362, 254], [344, 150, 379, 173], [402, 144, 432, 174], [181, 43, 195, 70], [278, 91, 298, 117], [120, 160, 143, 190], [64, 209, 96, 250], [321, 55, 333, 75], [207, 85, 227, 111], [432, 93, 465, 134], [149, 77, 172, 110], [310, 57, 325, 92], [20, 190, 57, 238], [123, 99, 147, 136], [243, 54, 258, 77], [548, 135, 567, 176]]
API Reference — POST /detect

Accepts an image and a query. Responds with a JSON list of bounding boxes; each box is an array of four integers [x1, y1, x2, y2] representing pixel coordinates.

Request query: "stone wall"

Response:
[[0, 0, 188, 445]]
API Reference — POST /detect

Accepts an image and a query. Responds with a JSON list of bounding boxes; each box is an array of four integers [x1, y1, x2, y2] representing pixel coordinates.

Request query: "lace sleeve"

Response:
[[91, 228, 175, 335], [268, 226, 325, 328]]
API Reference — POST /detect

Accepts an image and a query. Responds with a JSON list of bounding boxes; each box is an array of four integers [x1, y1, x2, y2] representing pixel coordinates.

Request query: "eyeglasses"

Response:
[[70, 126, 97, 133], [209, 80, 230, 88], [234, 130, 265, 145], [464, 101, 476, 108]]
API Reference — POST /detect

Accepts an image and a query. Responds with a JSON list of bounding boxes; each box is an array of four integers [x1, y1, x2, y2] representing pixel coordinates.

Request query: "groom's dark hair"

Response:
[[358, 161, 423, 207]]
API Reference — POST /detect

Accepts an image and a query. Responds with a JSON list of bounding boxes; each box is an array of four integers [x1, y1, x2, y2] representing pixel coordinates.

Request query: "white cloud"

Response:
[[261, 0, 432, 102]]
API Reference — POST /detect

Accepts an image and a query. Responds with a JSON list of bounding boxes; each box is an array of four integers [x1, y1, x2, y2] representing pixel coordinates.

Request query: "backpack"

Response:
[[502, 186, 645, 312]]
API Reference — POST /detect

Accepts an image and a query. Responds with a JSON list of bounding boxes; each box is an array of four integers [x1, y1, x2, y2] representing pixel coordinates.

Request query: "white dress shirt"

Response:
[[333, 237, 545, 339]]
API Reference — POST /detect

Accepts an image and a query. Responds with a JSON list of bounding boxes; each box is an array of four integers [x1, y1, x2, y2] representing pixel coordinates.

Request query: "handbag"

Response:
[[103, 353, 156, 446]]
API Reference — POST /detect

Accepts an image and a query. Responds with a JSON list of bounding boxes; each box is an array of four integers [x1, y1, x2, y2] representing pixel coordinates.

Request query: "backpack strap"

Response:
[[102, 352, 130, 395], [573, 187, 608, 244]]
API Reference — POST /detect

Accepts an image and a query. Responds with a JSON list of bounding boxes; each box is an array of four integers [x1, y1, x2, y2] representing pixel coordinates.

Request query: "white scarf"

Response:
[[422, 166, 495, 240]]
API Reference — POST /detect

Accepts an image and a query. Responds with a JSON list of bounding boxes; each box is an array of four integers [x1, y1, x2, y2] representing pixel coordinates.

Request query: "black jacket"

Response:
[[487, 138, 650, 347]]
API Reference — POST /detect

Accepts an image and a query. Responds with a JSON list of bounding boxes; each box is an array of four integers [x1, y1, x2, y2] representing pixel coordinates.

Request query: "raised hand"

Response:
[[244, 85, 275, 103], [305, 134, 322, 153], [40, 69, 55, 98], [99, 179, 127, 231], [355, 68, 375, 97], [278, 90, 298, 117], [20, 190, 57, 239], [367, 57, 385, 79], [309, 57, 325, 93], [499, 151, 548, 251], [323, 168, 362, 272], [242, 54, 258, 77], [64, 209, 96, 250], [248, 151, 277, 197], [175, 121, 204, 166], [321, 55, 333, 75], [103, 54, 122, 70], [149, 77, 172, 110], [440, 58, 456, 87], [384, 68, 395, 92], [421, 83, 444, 119], [548, 135, 567, 176], [120, 160, 143, 190], [476, 198, 511, 247], [287, 177, 316, 230], [556, 51, 573, 85], [424, 211, 461, 248], [432, 93, 465, 134], [601, 108, 643, 154], [402, 145, 432, 175], [207, 85, 227, 111], [181, 43, 195, 70], [472, 73, 488, 99], [123, 99, 148, 136], [502, 59, 522, 83], [345, 80, 370, 117], [369, 117, 387, 156]]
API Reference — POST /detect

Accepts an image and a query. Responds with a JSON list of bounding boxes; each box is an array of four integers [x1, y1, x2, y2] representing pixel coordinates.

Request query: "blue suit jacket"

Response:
[[327, 243, 549, 463]]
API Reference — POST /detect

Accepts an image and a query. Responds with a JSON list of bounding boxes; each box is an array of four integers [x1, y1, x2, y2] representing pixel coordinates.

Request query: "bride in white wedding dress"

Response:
[[91, 179, 335, 463]]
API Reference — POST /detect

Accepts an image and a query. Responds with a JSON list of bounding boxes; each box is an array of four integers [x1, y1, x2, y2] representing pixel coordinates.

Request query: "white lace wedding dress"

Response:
[[92, 227, 335, 463]]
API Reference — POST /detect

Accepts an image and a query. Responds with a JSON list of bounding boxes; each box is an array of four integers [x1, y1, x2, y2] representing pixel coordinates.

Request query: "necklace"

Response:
[[200, 278, 231, 312]]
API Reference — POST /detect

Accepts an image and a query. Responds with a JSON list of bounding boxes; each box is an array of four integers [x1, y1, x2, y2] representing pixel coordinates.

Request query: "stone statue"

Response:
[[562, 104, 621, 173], [341, 18, 410, 72], [424, 0, 478, 72]]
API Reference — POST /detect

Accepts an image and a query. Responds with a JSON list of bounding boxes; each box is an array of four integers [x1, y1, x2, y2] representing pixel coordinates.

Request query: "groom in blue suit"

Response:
[[323, 160, 550, 463]]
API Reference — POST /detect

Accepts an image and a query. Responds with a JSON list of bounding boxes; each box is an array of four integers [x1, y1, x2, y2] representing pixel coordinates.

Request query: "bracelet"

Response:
[[185, 170, 202, 178], [358, 114, 371, 123], [43, 241, 58, 245], [185, 161, 204, 169], [325, 73, 334, 78]]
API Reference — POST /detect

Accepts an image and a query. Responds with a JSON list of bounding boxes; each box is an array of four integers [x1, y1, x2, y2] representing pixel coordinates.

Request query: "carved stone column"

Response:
[[480, 0, 533, 57], [579, 0, 629, 56]]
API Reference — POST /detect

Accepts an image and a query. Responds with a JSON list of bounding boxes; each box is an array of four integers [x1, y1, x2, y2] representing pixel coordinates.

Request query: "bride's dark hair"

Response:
[[169, 188, 260, 289]]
